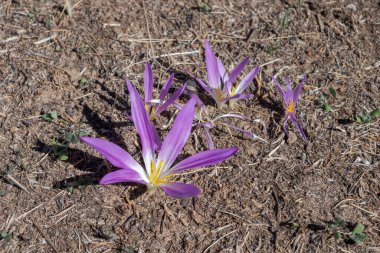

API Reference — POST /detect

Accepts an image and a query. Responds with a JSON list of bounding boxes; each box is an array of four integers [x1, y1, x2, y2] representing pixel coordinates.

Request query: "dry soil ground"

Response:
[[0, 0, 379, 252]]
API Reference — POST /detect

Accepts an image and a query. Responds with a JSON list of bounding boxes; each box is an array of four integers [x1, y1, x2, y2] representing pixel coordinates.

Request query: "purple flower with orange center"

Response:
[[272, 75, 307, 141], [81, 82, 238, 198], [196, 40, 260, 109]]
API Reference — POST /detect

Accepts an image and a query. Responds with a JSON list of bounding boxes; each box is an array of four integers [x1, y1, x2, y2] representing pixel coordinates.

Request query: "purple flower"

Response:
[[273, 75, 307, 141], [196, 40, 260, 108], [81, 82, 238, 198], [139, 63, 186, 120]]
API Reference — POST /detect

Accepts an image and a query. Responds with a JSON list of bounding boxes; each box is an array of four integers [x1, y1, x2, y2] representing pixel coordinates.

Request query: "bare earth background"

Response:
[[0, 0, 379, 252]]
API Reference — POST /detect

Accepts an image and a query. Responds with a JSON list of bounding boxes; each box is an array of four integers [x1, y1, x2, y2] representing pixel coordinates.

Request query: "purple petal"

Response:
[[161, 182, 202, 198], [284, 76, 293, 104], [217, 58, 229, 84], [204, 126, 215, 150], [81, 137, 146, 178], [126, 81, 155, 168], [158, 73, 174, 101], [293, 75, 307, 104], [152, 126, 162, 151], [169, 147, 238, 174], [234, 66, 260, 94], [272, 76, 285, 100], [195, 78, 213, 96], [227, 58, 250, 92], [222, 123, 267, 143], [205, 40, 221, 89], [144, 63, 154, 102], [290, 113, 307, 141], [157, 98, 197, 171], [282, 113, 290, 137], [100, 168, 147, 185], [155, 84, 186, 115]]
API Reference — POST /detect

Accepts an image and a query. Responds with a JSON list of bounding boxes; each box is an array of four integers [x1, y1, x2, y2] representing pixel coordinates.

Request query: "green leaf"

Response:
[[323, 103, 331, 113], [41, 111, 58, 121], [369, 108, 380, 118], [1, 231, 11, 241], [58, 154, 69, 161], [333, 231, 342, 240], [349, 224, 367, 244], [79, 78, 89, 88], [291, 223, 299, 230], [199, 2, 212, 13], [65, 132, 78, 144], [329, 87, 337, 99], [334, 217, 347, 228], [352, 224, 365, 234], [349, 232, 367, 245]]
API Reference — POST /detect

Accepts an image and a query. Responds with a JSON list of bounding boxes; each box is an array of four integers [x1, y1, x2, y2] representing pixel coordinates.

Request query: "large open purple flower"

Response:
[[273, 75, 307, 141], [196, 40, 260, 108], [81, 82, 238, 198]]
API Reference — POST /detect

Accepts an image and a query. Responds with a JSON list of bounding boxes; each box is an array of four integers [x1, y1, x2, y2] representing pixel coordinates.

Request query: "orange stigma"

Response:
[[287, 100, 295, 113]]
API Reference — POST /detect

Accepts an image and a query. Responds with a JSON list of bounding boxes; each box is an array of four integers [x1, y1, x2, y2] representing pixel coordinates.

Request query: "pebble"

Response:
[[346, 4, 357, 11]]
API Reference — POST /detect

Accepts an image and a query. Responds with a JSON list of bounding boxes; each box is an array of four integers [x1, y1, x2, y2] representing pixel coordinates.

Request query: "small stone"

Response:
[[346, 4, 357, 11], [288, 131, 297, 144]]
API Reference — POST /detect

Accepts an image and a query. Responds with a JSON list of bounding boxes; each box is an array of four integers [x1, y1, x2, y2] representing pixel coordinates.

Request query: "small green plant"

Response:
[[325, 218, 367, 245], [349, 224, 368, 245], [327, 217, 347, 240], [65, 129, 86, 144], [26, 12, 34, 20], [79, 77, 89, 88], [51, 129, 86, 161], [296, 0, 304, 11], [199, 2, 212, 13], [79, 43, 89, 54], [320, 87, 337, 113], [1, 231, 11, 241], [279, 10, 290, 31], [41, 111, 58, 121], [320, 95, 331, 113], [51, 138, 69, 161], [356, 108, 380, 124]]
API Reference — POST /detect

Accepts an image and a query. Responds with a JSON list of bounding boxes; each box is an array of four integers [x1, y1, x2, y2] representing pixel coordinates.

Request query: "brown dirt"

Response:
[[1, 0, 379, 252]]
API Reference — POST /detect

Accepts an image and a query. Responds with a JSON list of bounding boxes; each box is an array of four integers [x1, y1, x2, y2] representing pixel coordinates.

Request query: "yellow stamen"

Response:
[[149, 160, 155, 182], [149, 160, 168, 185], [153, 160, 164, 183], [145, 104, 150, 112], [149, 107, 156, 121], [230, 86, 235, 96], [145, 103, 157, 121], [287, 100, 295, 113]]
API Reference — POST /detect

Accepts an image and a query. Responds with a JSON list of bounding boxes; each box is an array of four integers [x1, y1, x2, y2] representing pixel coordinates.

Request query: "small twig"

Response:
[[34, 35, 57, 45], [268, 140, 285, 157], [349, 203, 378, 218], [51, 204, 77, 218], [203, 229, 238, 253], [33, 223, 60, 253], [16, 204, 44, 221], [73, 92, 94, 100], [5, 174, 30, 194]]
